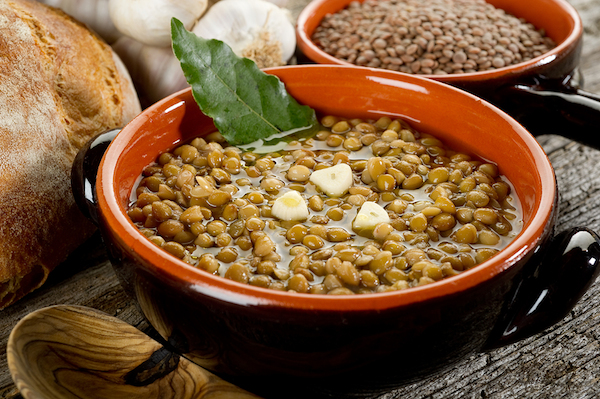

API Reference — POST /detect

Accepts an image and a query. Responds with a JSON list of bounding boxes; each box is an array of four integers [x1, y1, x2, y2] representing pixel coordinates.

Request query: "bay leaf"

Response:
[[171, 18, 319, 146]]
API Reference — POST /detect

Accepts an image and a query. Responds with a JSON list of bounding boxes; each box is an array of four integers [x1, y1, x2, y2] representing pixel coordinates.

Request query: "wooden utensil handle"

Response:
[[7, 305, 262, 399]]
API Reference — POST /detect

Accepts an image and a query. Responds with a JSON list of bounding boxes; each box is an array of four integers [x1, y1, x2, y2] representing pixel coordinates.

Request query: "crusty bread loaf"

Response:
[[0, 0, 141, 308]]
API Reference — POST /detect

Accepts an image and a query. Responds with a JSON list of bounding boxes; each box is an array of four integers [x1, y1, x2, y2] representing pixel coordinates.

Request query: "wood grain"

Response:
[[2, 0, 600, 398], [7, 305, 260, 399]]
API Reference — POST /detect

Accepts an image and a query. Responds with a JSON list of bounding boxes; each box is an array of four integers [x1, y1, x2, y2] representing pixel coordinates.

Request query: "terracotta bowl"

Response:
[[73, 65, 600, 398], [296, 0, 600, 149]]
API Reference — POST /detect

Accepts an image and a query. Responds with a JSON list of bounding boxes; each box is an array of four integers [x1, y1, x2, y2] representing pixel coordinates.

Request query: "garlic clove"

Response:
[[262, 0, 289, 7], [271, 190, 309, 221], [309, 163, 353, 198], [40, 0, 122, 44], [352, 202, 391, 233], [192, 0, 296, 68], [109, 0, 208, 47], [112, 36, 189, 104]]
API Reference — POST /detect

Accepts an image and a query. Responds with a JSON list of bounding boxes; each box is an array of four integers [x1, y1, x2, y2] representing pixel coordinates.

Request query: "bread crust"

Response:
[[0, 0, 141, 308]]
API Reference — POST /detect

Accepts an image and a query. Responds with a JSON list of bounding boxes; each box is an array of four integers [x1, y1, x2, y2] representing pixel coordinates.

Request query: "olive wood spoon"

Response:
[[7, 305, 261, 399]]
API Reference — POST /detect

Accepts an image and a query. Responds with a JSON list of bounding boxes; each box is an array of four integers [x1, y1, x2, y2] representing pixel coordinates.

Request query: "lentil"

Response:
[[311, 0, 555, 75], [129, 113, 522, 295]]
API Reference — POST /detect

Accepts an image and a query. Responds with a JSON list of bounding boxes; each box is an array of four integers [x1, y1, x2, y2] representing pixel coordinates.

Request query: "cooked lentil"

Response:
[[128, 114, 523, 294], [311, 0, 556, 74]]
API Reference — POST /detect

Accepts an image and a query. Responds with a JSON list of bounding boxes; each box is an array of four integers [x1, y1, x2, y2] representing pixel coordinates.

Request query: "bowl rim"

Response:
[[296, 0, 583, 83], [96, 65, 556, 312]]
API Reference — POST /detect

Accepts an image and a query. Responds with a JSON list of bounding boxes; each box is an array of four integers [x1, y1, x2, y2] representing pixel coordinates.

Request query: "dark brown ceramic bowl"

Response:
[[73, 65, 600, 398], [296, 0, 600, 149]]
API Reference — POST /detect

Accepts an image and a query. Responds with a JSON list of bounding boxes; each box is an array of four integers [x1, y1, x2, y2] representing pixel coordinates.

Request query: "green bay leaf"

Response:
[[171, 18, 319, 146]]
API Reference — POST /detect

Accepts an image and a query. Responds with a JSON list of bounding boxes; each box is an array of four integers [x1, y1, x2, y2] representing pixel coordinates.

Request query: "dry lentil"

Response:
[[311, 0, 555, 75], [129, 113, 522, 295]]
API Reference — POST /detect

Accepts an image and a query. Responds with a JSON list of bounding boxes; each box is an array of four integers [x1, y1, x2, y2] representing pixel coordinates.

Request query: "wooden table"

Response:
[[3, 0, 600, 398]]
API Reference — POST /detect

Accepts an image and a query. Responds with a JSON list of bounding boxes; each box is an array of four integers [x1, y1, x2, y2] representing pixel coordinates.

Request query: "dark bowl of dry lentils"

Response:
[[296, 0, 600, 146], [81, 65, 600, 395], [298, 0, 578, 82]]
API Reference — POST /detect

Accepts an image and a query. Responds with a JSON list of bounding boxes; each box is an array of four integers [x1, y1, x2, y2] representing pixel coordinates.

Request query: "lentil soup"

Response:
[[127, 115, 523, 295]]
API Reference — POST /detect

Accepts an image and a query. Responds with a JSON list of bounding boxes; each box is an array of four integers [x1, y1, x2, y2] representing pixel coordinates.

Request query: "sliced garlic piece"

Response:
[[309, 163, 353, 198], [271, 190, 309, 221], [192, 0, 296, 68], [353, 202, 391, 233], [109, 0, 208, 47]]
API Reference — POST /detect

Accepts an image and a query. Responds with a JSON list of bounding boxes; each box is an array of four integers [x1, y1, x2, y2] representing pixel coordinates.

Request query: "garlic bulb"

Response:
[[109, 0, 209, 47], [112, 36, 188, 104], [39, 0, 121, 43], [263, 0, 289, 6], [192, 0, 296, 68], [112, 0, 296, 104]]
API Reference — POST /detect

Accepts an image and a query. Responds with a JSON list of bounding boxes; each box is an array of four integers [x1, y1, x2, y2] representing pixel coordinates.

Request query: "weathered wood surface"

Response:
[[2, 0, 600, 398]]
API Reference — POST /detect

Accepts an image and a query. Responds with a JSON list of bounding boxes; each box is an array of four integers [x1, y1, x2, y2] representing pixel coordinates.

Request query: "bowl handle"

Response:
[[71, 128, 121, 226], [499, 79, 600, 149], [484, 227, 600, 350]]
